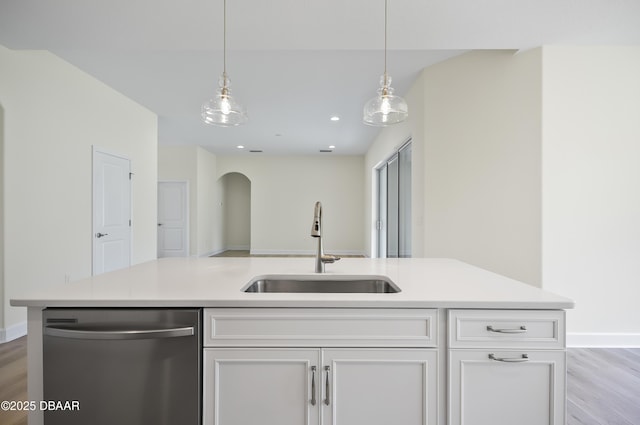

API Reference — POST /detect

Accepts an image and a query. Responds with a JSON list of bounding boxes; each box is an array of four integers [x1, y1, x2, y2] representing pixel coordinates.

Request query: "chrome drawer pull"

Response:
[[310, 366, 317, 406], [324, 366, 330, 406], [486, 325, 527, 333], [488, 353, 529, 362]]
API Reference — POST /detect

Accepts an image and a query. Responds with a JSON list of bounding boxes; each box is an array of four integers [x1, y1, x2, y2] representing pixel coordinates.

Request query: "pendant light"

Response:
[[201, 0, 248, 127], [363, 0, 408, 126]]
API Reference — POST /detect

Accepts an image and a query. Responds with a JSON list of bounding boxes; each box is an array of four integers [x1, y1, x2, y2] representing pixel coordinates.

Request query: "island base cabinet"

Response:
[[204, 348, 438, 425], [448, 350, 566, 425]]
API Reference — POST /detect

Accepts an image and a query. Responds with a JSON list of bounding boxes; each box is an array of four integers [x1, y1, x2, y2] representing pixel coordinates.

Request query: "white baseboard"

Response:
[[250, 249, 313, 256], [226, 245, 250, 251], [201, 248, 226, 257], [204, 248, 366, 257], [249, 249, 365, 257], [202, 247, 251, 257], [0, 321, 28, 343], [567, 332, 640, 348]]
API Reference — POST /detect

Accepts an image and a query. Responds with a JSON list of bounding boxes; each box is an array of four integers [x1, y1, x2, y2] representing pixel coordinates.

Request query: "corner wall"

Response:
[[0, 45, 158, 336], [0, 101, 5, 332], [421, 50, 543, 286], [542, 46, 640, 345], [196, 147, 218, 255]]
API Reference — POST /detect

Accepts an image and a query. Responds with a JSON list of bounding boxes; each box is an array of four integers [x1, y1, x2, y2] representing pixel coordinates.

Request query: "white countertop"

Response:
[[10, 257, 574, 309]]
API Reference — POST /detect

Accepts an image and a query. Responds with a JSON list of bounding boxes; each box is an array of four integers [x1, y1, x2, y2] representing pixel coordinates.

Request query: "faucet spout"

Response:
[[310, 201, 340, 273], [311, 201, 322, 238]]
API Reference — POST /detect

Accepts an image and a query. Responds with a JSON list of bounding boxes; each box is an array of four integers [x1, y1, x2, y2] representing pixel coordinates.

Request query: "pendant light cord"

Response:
[[223, 0, 227, 78], [384, 0, 388, 81]]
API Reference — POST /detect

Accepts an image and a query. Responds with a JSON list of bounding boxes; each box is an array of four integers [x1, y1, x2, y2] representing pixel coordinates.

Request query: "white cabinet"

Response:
[[202, 308, 568, 425], [323, 348, 437, 425], [203, 348, 437, 425], [448, 350, 565, 425], [203, 308, 439, 425], [203, 348, 320, 425], [447, 310, 566, 425]]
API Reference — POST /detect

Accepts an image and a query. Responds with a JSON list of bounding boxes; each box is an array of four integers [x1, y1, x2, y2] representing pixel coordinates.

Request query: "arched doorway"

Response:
[[219, 172, 251, 254]]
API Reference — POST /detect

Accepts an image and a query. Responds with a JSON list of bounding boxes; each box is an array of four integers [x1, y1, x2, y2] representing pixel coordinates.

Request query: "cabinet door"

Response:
[[449, 350, 566, 425], [203, 348, 320, 425], [322, 349, 438, 425]]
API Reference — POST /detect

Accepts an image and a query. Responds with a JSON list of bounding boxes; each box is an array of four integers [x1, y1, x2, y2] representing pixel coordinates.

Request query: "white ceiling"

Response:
[[1, 0, 639, 155]]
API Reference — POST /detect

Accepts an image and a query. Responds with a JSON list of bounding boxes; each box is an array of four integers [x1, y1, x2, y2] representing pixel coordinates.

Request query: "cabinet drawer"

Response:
[[204, 308, 437, 347], [448, 310, 564, 349]]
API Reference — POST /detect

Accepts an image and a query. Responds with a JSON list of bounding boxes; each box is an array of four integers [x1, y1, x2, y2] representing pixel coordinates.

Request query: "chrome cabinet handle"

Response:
[[488, 353, 529, 362], [310, 366, 317, 406], [486, 325, 527, 333], [324, 365, 330, 406], [44, 325, 194, 340]]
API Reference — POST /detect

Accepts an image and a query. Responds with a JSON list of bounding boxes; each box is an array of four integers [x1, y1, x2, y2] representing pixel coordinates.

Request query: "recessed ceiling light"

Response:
[[329, 145, 336, 149], [330, 116, 340, 122], [237, 145, 245, 149]]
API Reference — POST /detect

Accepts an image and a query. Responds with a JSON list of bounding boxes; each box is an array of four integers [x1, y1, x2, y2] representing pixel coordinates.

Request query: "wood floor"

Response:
[[567, 348, 640, 424], [0, 337, 638, 425], [0, 336, 27, 425]]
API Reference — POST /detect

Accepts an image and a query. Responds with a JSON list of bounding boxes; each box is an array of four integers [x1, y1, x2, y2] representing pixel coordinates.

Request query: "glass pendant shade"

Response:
[[363, 74, 408, 126], [202, 73, 248, 127]]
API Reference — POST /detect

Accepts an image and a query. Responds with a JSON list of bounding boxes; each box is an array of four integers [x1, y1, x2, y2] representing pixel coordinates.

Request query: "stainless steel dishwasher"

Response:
[[43, 308, 201, 425]]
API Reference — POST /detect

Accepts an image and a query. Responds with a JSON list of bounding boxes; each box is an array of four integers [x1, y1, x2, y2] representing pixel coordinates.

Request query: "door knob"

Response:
[[95, 233, 109, 238]]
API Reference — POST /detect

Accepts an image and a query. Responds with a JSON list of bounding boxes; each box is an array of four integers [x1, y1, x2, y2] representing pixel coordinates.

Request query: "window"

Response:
[[376, 141, 411, 258]]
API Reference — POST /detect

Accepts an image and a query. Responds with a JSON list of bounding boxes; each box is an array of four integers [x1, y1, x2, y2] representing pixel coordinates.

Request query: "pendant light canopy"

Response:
[[363, 0, 408, 126], [202, 0, 247, 127]]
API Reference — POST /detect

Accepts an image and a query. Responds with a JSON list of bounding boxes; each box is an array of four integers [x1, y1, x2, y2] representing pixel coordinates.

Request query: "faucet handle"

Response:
[[321, 254, 340, 264]]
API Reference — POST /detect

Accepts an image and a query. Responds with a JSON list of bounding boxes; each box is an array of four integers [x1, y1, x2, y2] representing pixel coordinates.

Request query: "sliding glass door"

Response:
[[377, 141, 411, 258]]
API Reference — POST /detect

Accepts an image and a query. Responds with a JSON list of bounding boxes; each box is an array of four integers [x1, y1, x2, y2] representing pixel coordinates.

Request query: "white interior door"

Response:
[[92, 149, 131, 275], [158, 181, 189, 257]]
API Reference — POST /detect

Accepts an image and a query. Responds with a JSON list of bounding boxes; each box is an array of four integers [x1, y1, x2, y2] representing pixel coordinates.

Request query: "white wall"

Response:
[[158, 145, 219, 256], [217, 156, 365, 255], [421, 50, 543, 286], [197, 148, 218, 255], [542, 46, 640, 344], [0, 45, 158, 336], [0, 101, 5, 331]]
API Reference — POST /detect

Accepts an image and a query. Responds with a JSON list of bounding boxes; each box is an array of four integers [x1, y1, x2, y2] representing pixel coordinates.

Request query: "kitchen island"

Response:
[[11, 257, 574, 425]]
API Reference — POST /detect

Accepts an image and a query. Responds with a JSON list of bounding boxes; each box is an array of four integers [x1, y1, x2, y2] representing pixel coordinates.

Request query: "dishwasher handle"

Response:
[[44, 325, 195, 340]]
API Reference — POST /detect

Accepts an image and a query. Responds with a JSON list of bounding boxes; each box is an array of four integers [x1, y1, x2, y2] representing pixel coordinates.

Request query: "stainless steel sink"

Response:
[[243, 275, 401, 293]]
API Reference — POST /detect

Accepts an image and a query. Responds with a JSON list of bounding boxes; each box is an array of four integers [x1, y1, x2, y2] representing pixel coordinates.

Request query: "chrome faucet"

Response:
[[310, 201, 340, 273]]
